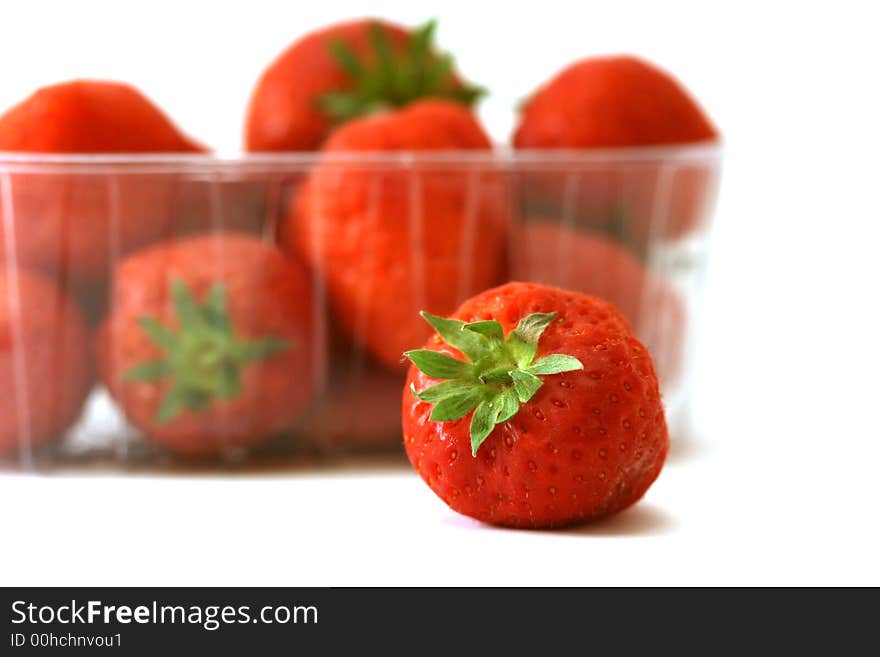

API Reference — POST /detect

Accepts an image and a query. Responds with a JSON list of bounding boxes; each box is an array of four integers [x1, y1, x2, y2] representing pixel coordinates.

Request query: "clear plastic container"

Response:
[[0, 145, 721, 471]]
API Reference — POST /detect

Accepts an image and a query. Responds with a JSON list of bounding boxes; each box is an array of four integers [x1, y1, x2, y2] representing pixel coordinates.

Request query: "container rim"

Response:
[[0, 142, 722, 173]]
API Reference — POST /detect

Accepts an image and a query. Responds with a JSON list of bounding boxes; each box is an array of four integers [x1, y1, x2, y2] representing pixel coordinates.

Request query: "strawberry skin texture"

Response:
[[285, 100, 506, 369], [0, 268, 93, 453], [245, 19, 411, 151], [511, 222, 685, 386], [402, 282, 668, 528], [0, 80, 206, 289], [98, 233, 320, 455]]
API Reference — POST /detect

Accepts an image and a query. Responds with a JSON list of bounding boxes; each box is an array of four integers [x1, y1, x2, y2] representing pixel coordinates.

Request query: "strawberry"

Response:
[[0, 80, 204, 153], [514, 56, 716, 149], [0, 267, 92, 455], [513, 56, 719, 244], [245, 19, 483, 151], [0, 80, 205, 290], [402, 282, 668, 528], [97, 233, 320, 456], [510, 222, 685, 386], [283, 99, 506, 370]]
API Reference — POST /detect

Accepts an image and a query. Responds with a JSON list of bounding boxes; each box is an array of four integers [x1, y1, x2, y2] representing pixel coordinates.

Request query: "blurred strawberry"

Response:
[[513, 56, 719, 245], [245, 18, 483, 151], [515, 56, 716, 148], [0, 80, 204, 153], [97, 233, 321, 456], [0, 80, 206, 299], [510, 221, 686, 386], [283, 100, 506, 370], [0, 267, 92, 455]]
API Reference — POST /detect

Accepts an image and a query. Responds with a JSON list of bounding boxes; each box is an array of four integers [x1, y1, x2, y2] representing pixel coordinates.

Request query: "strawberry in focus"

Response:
[[0, 268, 93, 454], [98, 233, 320, 456], [284, 100, 506, 370], [513, 56, 719, 244], [0, 80, 206, 290], [510, 222, 685, 386], [245, 19, 483, 151], [402, 282, 668, 528]]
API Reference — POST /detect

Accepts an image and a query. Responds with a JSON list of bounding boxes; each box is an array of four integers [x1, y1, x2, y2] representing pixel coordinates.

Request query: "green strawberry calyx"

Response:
[[124, 278, 289, 424], [319, 19, 486, 125], [405, 312, 583, 456]]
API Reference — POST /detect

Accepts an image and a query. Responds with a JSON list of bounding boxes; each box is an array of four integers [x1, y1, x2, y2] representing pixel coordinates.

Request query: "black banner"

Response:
[[0, 587, 874, 652]]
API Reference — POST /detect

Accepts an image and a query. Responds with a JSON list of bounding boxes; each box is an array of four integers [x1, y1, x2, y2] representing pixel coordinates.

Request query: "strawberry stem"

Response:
[[318, 19, 486, 125], [405, 311, 583, 456], [124, 278, 289, 424]]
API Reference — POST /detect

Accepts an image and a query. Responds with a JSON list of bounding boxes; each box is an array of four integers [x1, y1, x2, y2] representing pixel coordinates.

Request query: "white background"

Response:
[[1, 0, 879, 585]]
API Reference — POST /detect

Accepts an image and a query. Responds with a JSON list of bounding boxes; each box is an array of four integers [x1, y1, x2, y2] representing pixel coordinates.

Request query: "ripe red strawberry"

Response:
[[514, 56, 717, 148], [513, 56, 719, 244], [0, 80, 205, 289], [245, 19, 483, 151], [0, 267, 92, 455], [0, 80, 204, 153], [510, 222, 685, 386], [97, 233, 320, 456], [283, 100, 506, 369], [402, 282, 668, 528]]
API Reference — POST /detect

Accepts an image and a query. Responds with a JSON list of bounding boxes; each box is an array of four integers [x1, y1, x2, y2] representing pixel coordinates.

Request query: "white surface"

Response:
[[1, 0, 879, 586], [0, 441, 877, 587]]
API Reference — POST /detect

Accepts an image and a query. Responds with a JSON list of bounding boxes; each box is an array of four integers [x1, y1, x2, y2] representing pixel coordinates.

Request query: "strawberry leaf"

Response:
[[527, 354, 584, 376], [328, 39, 365, 79], [124, 360, 174, 382], [470, 396, 503, 456], [368, 22, 395, 90], [430, 388, 485, 422], [409, 18, 436, 62], [236, 337, 289, 363], [463, 320, 504, 341], [497, 389, 520, 423], [404, 350, 474, 380], [407, 310, 583, 457], [419, 312, 487, 360], [156, 387, 188, 425], [171, 278, 200, 329], [130, 279, 290, 424], [507, 335, 537, 370], [512, 312, 557, 345], [319, 19, 485, 125], [413, 380, 480, 403], [203, 283, 231, 333], [510, 370, 543, 403], [215, 365, 242, 401], [136, 317, 175, 351]]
